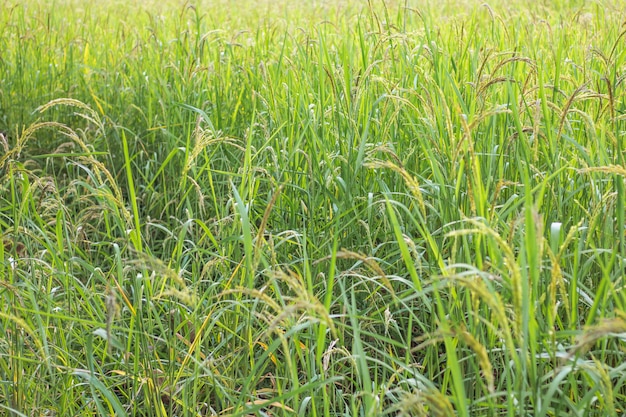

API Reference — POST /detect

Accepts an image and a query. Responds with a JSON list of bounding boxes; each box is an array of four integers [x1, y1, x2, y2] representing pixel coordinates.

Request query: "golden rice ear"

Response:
[[564, 316, 626, 362], [399, 387, 455, 417], [0, 132, 8, 153], [364, 159, 427, 217], [579, 165, 626, 177], [453, 325, 495, 394]]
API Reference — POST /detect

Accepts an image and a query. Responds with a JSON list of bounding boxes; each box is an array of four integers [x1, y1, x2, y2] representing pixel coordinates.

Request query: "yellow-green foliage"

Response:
[[0, 1, 625, 416]]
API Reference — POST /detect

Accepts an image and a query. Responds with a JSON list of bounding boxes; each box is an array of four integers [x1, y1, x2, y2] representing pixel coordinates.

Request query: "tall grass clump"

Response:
[[1, 0, 625, 415]]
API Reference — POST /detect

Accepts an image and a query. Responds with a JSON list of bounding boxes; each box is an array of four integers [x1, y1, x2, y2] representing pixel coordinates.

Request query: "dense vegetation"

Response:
[[1, 0, 626, 415]]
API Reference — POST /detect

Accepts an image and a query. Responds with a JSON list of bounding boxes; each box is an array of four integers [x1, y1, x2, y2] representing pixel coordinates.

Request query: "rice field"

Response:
[[1, 0, 626, 415]]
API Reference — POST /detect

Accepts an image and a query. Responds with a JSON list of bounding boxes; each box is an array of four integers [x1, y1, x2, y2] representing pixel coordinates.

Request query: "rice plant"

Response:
[[0, 0, 625, 415]]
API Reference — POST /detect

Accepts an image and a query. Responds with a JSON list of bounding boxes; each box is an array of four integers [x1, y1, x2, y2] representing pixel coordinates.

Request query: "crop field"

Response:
[[1, 0, 626, 415]]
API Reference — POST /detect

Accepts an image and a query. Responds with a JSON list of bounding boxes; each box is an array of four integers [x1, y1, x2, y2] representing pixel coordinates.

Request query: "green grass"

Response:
[[1, 0, 626, 415]]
